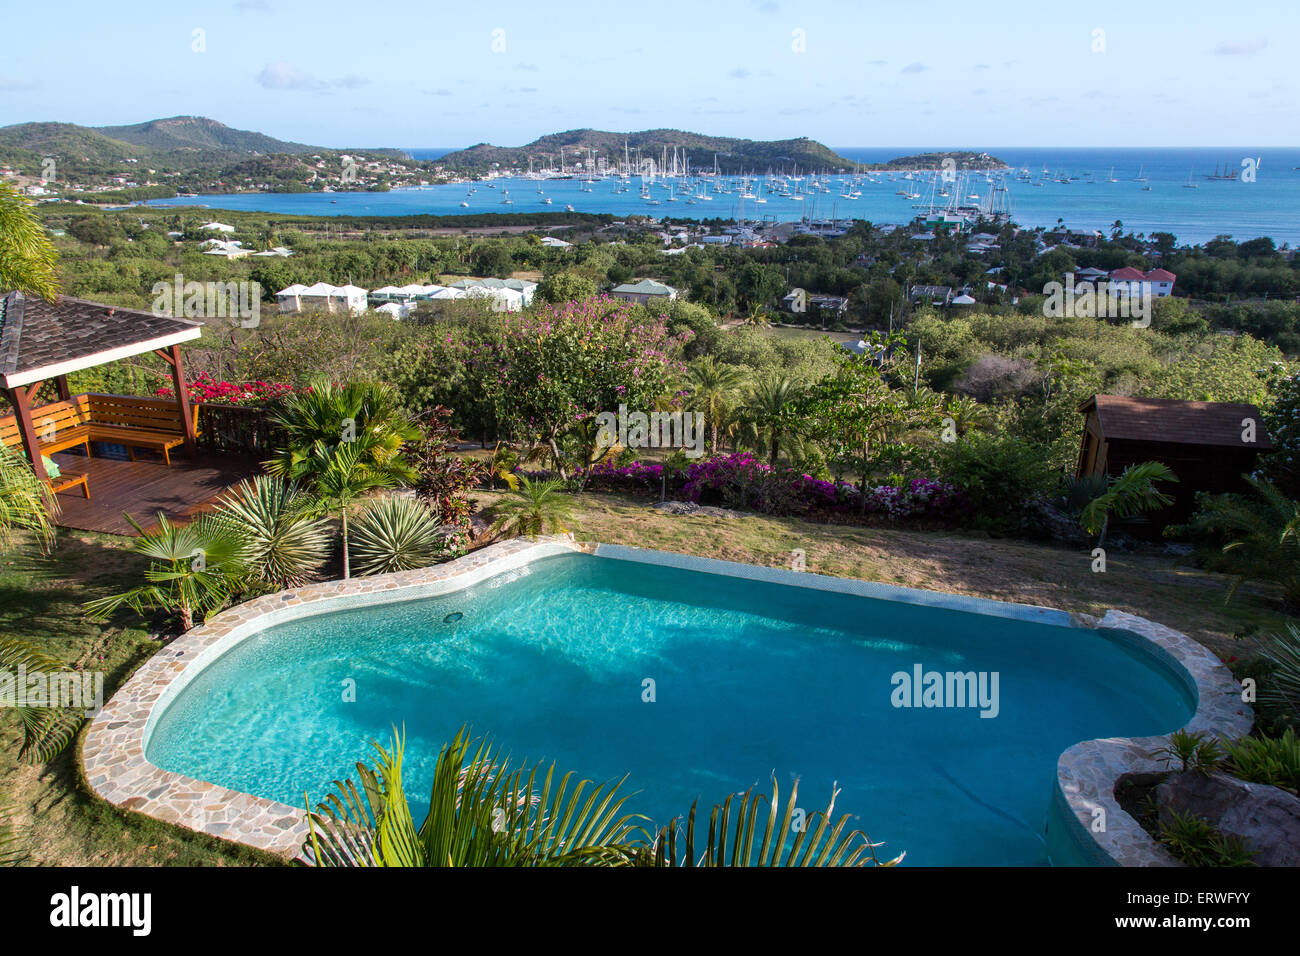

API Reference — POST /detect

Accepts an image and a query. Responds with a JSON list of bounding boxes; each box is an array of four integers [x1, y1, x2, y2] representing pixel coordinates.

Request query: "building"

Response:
[[1075, 394, 1272, 526], [539, 236, 572, 248], [199, 222, 236, 233], [201, 239, 250, 260], [610, 279, 677, 305], [250, 246, 294, 258], [908, 285, 953, 306], [448, 278, 538, 307], [1108, 267, 1176, 298], [276, 282, 368, 314]]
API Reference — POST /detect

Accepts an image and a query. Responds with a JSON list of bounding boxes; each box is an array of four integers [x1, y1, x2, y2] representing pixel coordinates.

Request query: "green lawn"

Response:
[[1, 492, 1283, 865]]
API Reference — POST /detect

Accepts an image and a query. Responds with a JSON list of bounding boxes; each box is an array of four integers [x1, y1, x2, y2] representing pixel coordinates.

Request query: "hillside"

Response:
[[94, 115, 315, 156], [439, 129, 859, 173]]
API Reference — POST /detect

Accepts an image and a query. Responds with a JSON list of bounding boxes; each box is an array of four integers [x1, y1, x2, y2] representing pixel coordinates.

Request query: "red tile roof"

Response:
[[1145, 268, 1177, 281], [1079, 394, 1272, 450], [1109, 266, 1146, 280]]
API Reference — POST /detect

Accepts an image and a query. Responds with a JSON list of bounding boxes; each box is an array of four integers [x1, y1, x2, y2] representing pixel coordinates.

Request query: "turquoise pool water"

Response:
[[146, 553, 1195, 865]]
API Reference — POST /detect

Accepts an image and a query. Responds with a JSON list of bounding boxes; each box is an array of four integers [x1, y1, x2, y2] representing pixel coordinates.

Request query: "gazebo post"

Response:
[[155, 344, 197, 457], [54, 375, 72, 401], [6, 383, 48, 481]]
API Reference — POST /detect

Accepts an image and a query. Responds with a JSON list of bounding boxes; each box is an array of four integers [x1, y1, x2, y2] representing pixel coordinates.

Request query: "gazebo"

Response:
[[0, 291, 259, 534]]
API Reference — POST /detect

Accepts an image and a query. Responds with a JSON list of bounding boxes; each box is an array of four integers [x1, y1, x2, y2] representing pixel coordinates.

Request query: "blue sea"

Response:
[[145, 146, 1300, 245]]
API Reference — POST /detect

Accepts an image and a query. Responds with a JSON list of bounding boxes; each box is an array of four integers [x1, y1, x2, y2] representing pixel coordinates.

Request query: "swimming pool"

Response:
[[140, 546, 1197, 866]]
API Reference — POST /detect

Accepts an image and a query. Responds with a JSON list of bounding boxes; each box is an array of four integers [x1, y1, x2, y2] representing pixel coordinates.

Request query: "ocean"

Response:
[[145, 146, 1300, 246]]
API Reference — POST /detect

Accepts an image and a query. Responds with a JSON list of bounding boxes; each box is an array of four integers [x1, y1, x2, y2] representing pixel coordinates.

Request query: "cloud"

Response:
[[1213, 38, 1267, 55], [0, 76, 36, 91], [901, 61, 927, 73], [255, 62, 368, 92], [729, 67, 751, 79]]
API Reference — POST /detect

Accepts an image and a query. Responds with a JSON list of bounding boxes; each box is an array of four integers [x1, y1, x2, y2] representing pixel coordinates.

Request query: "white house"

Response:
[[282, 282, 369, 314], [610, 279, 677, 305], [251, 246, 294, 258], [202, 240, 250, 259], [462, 286, 525, 312], [376, 302, 413, 320], [449, 278, 537, 307], [275, 284, 307, 311], [1108, 267, 1177, 298], [200, 222, 236, 233], [539, 236, 572, 248]]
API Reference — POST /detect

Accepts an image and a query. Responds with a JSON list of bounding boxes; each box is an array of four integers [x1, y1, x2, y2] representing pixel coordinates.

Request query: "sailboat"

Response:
[[1132, 165, 1148, 182], [1182, 170, 1199, 189]]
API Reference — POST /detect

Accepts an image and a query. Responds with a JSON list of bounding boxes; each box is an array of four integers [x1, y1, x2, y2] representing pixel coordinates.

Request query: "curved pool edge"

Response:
[[81, 537, 1251, 865], [1047, 609, 1253, 867], [82, 535, 584, 859]]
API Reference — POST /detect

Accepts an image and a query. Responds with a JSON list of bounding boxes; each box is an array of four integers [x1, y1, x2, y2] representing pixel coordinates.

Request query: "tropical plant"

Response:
[[1223, 729, 1300, 794], [305, 727, 900, 868], [1179, 477, 1300, 610], [0, 444, 56, 552], [1079, 461, 1178, 548], [83, 514, 244, 631], [406, 406, 485, 550], [351, 496, 446, 576], [1257, 623, 1300, 720], [1059, 473, 1110, 515], [681, 356, 745, 456], [489, 475, 578, 538], [0, 637, 85, 762], [208, 476, 329, 588], [0, 181, 59, 301], [1158, 810, 1256, 867], [737, 376, 805, 468], [306, 441, 396, 579], [942, 394, 992, 437], [1151, 730, 1224, 774], [639, 777, 902, 868], [306, 727, 643, 867], [938, 432, 1055, 532], [485, 443, 521, 491], [266, 378, 419, 485]]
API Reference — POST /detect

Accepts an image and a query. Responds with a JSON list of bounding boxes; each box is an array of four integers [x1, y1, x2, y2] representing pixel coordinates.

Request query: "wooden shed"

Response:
[[1076, 394, 1273, 524]]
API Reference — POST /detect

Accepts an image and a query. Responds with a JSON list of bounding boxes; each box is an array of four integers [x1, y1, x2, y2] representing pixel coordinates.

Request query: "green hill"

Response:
[[94, 115, 315, 156], [439, 129, 859, 174]]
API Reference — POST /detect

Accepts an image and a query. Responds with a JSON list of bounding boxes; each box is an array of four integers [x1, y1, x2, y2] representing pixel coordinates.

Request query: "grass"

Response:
[[0, 532, 284, 866], [2, 488, 1282, 866]]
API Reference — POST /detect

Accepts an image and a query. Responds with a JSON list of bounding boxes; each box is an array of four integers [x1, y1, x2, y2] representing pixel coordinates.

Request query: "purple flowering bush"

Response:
[[552, 452, 962, 520]]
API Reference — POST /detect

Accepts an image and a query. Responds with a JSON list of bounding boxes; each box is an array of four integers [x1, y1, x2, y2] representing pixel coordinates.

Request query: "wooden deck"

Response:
[[48, 451, 261, 536]]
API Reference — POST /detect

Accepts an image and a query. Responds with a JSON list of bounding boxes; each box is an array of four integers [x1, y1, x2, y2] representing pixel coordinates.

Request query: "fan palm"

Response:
[[266, 378, 418, 486], [943, 395, 992, 437], [0, 637, 85, 762], [0, 181, 59, 301], [641, 776, 902, 867], [209, 476, 329, 588], [489, 475, 577, 538], [0, 444, 56, 552], [308, 440, 396, 579], [351, 496, 446, 576], [682, 356, 745, 456], [83, 514, 244, 631], [737, 376, 805, 468], [1080, 461, 1178, 548], [306, 727, 643, 867]]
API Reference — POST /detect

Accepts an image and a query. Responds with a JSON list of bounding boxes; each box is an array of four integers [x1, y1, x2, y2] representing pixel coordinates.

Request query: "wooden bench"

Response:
[[1, 393, 199, 472], [48, 466, 90, 499]]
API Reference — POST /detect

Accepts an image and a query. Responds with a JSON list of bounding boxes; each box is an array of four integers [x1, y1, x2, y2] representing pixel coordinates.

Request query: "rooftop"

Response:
[[1080, 394, 1272, 450]]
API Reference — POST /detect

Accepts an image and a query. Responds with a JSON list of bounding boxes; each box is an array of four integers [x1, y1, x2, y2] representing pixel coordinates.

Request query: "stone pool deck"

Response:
[[81, 536, 1252, 865]]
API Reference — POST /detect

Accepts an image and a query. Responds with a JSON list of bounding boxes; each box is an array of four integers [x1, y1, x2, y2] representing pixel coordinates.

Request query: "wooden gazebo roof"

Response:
[[0, 291, 201, 389]]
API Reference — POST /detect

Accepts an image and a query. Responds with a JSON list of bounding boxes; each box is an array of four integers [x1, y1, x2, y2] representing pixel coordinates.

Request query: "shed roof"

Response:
[[1079, 394, 1273, 450], [0, 292, 202, 389]]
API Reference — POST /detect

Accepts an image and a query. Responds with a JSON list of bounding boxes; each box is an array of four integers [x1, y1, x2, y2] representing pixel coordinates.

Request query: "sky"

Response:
[[1, 0, 1296, 150]]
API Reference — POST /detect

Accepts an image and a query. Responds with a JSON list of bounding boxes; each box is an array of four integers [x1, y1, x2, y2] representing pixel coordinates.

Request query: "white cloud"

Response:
[[901, 62, 927, 73], [256, 63, 368, 92], [1213, 38, 1267, 55]]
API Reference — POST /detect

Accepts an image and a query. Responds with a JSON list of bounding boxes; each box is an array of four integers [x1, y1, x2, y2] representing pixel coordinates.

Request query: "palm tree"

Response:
[[0, 181, 59, 301], [208, 476, 329, 588], [1182, 476, 1300, 610], [682, 356, 745, 456], [84, 514, 244, 631], [307, 727, 642, 867], [737, 376, 804, 468], [0, 445, 56, 552], [308, 441, 396, 579], [0, 637, 85, 762], [1080, 461, 1178, 549], [350, 495, 446, 576], [305, 728, 899, 868], [943, 395, 992, 438], [266, 379, 418, 486], [489, 475, 577, 538]]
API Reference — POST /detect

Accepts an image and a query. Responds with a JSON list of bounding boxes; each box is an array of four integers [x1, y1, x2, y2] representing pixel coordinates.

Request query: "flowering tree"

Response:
[[489, 296, 691, 478]]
